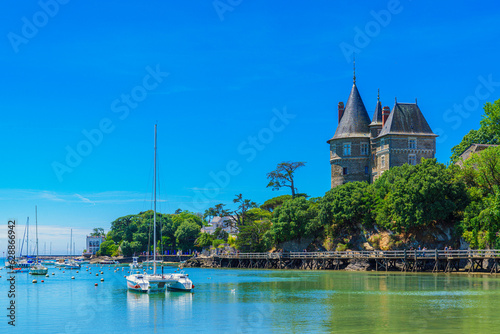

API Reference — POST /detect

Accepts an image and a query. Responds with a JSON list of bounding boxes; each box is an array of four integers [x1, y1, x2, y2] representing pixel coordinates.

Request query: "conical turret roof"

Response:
[[370, 100, 383, 125], [330, 83, 371, 140]]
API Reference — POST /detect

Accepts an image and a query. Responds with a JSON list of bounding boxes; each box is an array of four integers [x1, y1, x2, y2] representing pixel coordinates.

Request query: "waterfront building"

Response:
[[327, 72, 437, 187], [201, 216, 238, 236], [86, 235, 105, 254], [455, 143, 499, 166]]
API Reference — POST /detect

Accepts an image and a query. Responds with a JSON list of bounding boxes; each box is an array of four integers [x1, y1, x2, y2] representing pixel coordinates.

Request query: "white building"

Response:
[[201, 216, 238, 236], [86, 236, 105, 254]]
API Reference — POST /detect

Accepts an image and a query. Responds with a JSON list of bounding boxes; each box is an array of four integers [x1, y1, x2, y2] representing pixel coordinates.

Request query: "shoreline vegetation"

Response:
[[92, 99, 500, 274]]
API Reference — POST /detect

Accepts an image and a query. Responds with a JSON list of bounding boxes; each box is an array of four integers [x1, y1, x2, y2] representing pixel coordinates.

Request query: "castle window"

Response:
[[381, 155, 386, 168], [408, 154, 417, 165], [361, 143, 369, 155], [365, 166, 369, 174], [343, 143, 351, 156], [408, 138, 417, 149], [343, 167, 348, 175]]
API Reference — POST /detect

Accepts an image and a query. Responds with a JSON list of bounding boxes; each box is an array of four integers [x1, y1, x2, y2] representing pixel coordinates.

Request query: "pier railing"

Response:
[[218, 249, 500, 260]]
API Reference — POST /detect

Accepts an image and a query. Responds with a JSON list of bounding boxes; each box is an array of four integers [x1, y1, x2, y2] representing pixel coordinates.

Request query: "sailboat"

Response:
[[64, 229, 81, 269], [5, 217, 32, 271], [29, 206, 48, 275], [126, 125, 194, 293]]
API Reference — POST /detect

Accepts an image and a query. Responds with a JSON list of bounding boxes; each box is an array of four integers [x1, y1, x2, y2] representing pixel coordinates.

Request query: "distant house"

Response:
[[456, 143, 499, 166], [86, 235, 106, 255], [201, 216, 238, 236]]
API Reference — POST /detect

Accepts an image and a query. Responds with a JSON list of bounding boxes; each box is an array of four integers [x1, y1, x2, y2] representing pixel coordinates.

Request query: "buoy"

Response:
[[96, 273, 99, 276], [32, 279, 37, 283], [71, 276, 75, 279], [52, 273, 55, 275], [100, 278, 104, 282], [45, 274, 49, 277], [86, 269, 88, 271], [124, 275, 126, 278], [95, 283, 98, 286], [76, 271, 79, 273], [41, 280, 44, 283], [62, 271, 65, 273]]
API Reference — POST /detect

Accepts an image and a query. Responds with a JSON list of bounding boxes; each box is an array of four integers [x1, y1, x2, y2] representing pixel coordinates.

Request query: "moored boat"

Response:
[[29, 206, 48, 276], [125, 125, 193, 293]]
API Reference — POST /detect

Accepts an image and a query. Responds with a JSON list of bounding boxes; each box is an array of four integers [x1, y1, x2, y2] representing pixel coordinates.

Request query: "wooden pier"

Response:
[[199, 250, 500, 274]]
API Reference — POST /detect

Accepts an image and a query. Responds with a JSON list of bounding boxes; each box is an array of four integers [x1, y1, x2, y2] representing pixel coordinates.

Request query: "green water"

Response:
[[1, 265, 499, 333]]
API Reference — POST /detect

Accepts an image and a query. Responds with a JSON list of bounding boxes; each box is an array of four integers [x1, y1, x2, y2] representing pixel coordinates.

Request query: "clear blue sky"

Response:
[[0, 0, 499, 254]]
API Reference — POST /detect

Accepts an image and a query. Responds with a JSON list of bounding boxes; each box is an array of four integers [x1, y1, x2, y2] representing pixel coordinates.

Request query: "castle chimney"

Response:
[[382, 106, 390, 126], [338, 102, 344, 123]]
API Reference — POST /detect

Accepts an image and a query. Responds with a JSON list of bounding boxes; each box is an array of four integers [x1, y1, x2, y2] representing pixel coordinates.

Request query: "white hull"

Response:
[[126, 273, 193, 293], [30, 268, 48, 275]]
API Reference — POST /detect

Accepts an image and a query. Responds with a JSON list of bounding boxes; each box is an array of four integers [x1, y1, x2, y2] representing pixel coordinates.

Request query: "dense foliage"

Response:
[[450, 99, 500, 163]]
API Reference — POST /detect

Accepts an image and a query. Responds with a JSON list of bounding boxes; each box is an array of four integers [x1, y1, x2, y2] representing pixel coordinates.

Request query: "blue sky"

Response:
[[0, 0, 499, 254]]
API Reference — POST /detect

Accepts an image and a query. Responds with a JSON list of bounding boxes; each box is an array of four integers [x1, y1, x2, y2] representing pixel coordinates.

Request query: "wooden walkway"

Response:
[[207, 250, 500, 273]]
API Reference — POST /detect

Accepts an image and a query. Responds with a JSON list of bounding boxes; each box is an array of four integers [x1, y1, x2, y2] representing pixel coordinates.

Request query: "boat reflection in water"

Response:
[[126, 290, 193, 328]]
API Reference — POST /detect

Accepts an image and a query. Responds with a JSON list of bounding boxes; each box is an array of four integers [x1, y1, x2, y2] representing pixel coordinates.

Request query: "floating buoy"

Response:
[[95, 283, 98, 286], [62, 271, 65, 273], [100, 278, 104, 282], [45, 274, 49, 277], [71, 276, 75, 279], [86, 269, 88, 271], [124, 275, 126, 278], [32, 279, 37, 283], [52, 273, 55, 276], [96, 273, 99, 276], [41, 280, 44, 283], [76, 271, 79, 273]]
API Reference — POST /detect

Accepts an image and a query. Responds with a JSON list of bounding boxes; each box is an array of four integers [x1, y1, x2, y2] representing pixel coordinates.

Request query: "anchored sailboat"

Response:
[[126, 124, 194, 293], [29, 206, 48, 275]]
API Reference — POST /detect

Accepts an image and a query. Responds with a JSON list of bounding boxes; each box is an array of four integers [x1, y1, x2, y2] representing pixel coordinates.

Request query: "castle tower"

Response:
[[327, 79, 371, 188], [371, 101, 437, 181]]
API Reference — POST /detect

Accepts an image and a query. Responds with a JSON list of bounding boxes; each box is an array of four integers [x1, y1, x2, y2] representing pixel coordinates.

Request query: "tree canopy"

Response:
[[266, 161, 306, 197]]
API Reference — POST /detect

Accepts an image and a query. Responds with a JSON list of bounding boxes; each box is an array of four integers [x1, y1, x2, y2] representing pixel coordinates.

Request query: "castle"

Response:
[[327, 74, 437, 188]]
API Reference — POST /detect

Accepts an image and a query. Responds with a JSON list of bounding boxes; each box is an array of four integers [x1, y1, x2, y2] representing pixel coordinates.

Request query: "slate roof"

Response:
[[378, 102, 437, 137], [370, 100, 383, 126], [329, 83, 371, 141]]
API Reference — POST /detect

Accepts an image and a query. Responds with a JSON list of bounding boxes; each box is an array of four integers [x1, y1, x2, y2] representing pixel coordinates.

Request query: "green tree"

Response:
[[374, 159, 468, 233], [319, 181, 377, 230], [175, 220, 201, 251], [459, 145, 500, 248], [267, 161, 306, 198], [90, 227, 105, 237], [236, 219, 273, 252], [97, 240, 118, 256], [195, 232, 214, 248], [451, 99, 500, 163], [272, 196, 320, 243], [260, 195, 292, 212], [120, 240, 133, 257]]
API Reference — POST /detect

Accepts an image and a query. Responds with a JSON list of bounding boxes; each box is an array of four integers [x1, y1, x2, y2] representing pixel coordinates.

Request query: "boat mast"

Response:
[[35, 206, 38, 264], [27, 216, 30, 258], [153, 124, 157, 275], [70, 229, 73, 260]]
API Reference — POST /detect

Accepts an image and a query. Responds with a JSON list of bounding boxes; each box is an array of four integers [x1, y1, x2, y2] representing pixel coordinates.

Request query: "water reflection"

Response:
[[126, 291, 193, 331]]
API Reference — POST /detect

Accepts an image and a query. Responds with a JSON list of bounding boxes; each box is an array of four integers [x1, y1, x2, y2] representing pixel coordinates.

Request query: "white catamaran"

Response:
[[29, 206, 48, 275], [126, 125, 194, 293]]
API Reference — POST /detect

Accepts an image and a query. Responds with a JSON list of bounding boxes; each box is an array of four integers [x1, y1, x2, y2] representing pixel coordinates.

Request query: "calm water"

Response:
[[1, 262, 500, 333]]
